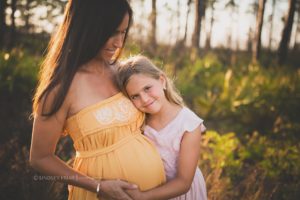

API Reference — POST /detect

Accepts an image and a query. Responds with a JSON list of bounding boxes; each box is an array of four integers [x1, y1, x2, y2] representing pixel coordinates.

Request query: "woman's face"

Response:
[[98, 13, 129, 62]]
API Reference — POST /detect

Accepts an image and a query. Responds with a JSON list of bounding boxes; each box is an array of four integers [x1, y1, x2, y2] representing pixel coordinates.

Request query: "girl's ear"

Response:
[[159, 74, 167, 90]]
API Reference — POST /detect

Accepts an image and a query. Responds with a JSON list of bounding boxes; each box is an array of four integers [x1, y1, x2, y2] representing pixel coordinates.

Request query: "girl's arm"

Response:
[[30, 92, 135, 200], [126, 126, 203, 200]]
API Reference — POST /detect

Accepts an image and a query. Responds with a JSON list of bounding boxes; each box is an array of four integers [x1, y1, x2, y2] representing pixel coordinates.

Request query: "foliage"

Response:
[[0, 49, 40, 144], [0, 49, 76, 199], [1, 44, 300, 199], [201, 131, 300, 200], [0, 137, 67, 200], [171, 51, 300, 200], [175, 53, 300, 140]]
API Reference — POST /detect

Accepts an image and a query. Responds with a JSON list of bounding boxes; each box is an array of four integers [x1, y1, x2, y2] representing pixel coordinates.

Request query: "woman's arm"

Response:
[[126, 126, 203, 200], [30, 92, 135, 200]]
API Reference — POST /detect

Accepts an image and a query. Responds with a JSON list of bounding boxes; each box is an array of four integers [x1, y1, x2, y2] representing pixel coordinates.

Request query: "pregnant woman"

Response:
[[29, 1, 165, 199]]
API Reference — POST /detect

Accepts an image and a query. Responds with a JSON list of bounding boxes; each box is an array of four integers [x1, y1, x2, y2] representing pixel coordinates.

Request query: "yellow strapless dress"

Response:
[[64, 93, 165, 200]]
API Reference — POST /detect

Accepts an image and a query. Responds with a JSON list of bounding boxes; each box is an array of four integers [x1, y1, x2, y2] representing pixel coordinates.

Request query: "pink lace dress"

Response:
[[144, 107, 207, 200]]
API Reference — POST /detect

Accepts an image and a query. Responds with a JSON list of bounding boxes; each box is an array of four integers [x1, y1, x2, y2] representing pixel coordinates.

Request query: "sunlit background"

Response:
[[4, 0, 297, 50], [0, 0, 299, 199]]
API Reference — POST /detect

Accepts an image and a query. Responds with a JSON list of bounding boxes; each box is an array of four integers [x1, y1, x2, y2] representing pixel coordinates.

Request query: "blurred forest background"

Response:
[[0, 0, 300, 199]]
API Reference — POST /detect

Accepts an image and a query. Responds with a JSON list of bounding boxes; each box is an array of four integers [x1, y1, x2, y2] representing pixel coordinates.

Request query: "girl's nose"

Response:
[[140, 93, 149, 103]]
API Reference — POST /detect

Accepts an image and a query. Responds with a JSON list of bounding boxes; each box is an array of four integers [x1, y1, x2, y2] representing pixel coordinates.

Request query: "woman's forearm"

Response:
[[30, 155, 137, 200]]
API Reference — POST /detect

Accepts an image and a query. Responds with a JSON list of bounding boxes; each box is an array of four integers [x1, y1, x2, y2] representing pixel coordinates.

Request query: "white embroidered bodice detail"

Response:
[[93, 97, 139, 125]]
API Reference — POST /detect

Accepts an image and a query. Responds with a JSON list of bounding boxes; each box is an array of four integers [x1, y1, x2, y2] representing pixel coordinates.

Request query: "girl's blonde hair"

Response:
[[117, 55, 184, 106]]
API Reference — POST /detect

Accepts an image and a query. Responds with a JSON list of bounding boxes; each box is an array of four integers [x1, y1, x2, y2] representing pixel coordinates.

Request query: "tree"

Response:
[[175, 0, 181, 42], [18, 0, 38, 33], [149, 0, 157, 47], [278, 0, 297, 64], [24, 0, 33, 32], [205, 0, 218, 50], [225, 0, 239, 50], [268, 0, 277, 50], [246, 1, 258, 52], [293, 1, 300, 50], [192, 0, 207, 50], [247, 27, 253, 52], [252, 0, 267, 64], [183, 0, 192, 44], [8, 0, 18, 49], [41, 0, 66, 30], [0, 0, 8, 49]]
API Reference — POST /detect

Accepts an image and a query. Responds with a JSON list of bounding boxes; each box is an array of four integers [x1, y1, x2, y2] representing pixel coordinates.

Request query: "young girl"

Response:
[[118, 55, 207, 200]]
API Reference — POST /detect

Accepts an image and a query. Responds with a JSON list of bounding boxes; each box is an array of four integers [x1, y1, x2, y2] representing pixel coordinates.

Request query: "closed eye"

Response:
[[113, 30, 127, 36]]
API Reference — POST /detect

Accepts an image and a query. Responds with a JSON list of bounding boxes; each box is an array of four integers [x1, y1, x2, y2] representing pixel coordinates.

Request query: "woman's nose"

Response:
[[113, 33, 123, 48]]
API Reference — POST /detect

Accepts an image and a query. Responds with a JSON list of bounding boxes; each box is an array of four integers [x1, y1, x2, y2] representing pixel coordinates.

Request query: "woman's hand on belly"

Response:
[[125, 189, 148, 200], [99, 179, 138, 200]]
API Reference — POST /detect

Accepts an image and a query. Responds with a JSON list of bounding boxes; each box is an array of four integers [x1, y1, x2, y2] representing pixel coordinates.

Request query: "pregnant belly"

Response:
[[74, 134, 166, 191]]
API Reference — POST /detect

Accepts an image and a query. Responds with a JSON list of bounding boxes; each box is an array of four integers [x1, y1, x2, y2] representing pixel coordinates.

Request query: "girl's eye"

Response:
[[131, 95, 139, 100], [144, 86, 151, 91]]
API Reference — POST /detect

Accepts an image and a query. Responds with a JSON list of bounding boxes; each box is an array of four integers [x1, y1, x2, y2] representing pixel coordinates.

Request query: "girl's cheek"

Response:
[[132, 100, 141, 109]]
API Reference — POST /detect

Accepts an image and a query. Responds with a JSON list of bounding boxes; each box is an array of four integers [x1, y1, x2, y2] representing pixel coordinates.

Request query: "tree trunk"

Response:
[[192, 0, 206, 50], [293, 3, 300, 51], [0, 0, 7, 49], [24, 0, 33, 33], [205, 1, 216, 50], [8, 0, 17, 49], [252, 0, 267, 64], [176, 0, 181, 41], [227, 10, 234, 49], [247, 27, 253, 52], [149, 0, 157, 47], [224, 0, 238, 50], [278, 0, 297, 64], [268, 0, 276, 50], [183, 0, 192, 44]]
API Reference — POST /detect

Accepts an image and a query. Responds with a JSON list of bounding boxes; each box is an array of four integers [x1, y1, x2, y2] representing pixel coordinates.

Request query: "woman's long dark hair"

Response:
[[33, 0, 133, 117]]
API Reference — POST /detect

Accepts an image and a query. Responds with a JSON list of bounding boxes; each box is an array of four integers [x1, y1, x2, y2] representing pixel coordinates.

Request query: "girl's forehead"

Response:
[[132, 72, 158, 79], [127, 73, 158, 84]]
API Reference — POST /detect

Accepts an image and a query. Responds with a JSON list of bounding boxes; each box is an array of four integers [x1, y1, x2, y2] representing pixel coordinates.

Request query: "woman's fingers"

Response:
[[100, 180, 136, 200], [119, 180, 138, 190], [117, 190, 133, 200]]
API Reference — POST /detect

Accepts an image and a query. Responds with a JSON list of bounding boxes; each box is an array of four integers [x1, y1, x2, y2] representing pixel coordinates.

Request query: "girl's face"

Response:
[[98, 13, 129, 62], [125, 73, 167, 114]]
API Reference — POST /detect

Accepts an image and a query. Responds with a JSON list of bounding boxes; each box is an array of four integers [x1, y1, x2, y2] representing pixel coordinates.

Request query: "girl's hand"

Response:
[[98, 179, 137, 200], [125, 188, 147, 200]]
